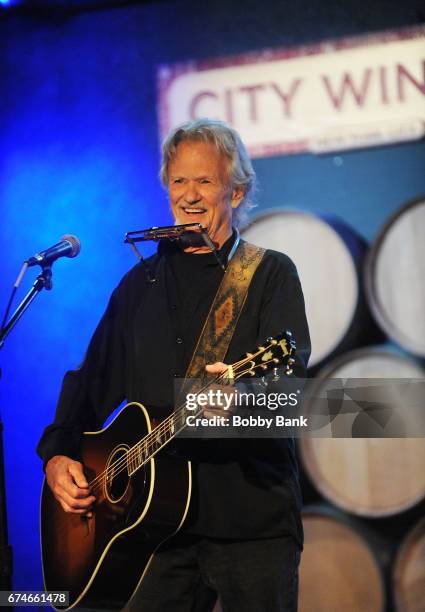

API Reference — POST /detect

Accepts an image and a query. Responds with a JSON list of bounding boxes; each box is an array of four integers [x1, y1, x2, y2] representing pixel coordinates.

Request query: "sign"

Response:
[[157, 26, 425, 156]]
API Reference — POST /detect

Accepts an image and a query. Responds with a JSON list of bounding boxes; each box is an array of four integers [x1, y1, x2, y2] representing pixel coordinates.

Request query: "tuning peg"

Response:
[[288, 358, 295, 365], [271, 368, 280, 382], [285, 368, 293, 376], [273, 358, 280, 363]]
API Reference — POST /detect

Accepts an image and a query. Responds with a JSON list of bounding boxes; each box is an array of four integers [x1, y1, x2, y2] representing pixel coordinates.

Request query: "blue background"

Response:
[[0, 0, 424, 594]]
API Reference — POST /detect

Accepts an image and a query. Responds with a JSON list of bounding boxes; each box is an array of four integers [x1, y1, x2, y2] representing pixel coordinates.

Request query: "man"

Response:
[[38, 119, 310, 611]]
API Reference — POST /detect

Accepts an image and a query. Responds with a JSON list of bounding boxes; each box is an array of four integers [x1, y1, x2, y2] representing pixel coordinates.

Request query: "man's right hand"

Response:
[[45, 455, 96, 517]]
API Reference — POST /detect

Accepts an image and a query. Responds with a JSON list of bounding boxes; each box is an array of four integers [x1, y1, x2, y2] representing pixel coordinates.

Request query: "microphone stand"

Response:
[[0, 264, 53, 589]]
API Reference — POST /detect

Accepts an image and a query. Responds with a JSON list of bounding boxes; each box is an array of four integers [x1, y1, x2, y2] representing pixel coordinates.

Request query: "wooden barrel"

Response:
[[393, 518, 425, 612], [300, 349, 425, 517], [242, 209, 380, 368], [365, 196, 425, 357], [300, 506, 386, 612]]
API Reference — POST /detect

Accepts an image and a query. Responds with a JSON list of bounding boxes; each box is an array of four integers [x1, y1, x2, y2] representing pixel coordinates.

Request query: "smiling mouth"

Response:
[[182, 207, 207, 215]]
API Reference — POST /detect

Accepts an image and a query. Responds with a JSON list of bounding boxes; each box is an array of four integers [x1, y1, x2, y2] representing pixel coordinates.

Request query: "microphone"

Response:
[[26, 234, 81, 267]]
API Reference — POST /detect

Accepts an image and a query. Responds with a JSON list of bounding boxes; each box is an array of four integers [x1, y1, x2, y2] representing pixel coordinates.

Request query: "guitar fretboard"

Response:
[[126, 403, 198, 476], [121, 333, 294, 478]]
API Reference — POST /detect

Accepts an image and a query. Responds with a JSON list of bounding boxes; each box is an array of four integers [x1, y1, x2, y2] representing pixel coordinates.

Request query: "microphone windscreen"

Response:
[[61, 234, 81, 258]]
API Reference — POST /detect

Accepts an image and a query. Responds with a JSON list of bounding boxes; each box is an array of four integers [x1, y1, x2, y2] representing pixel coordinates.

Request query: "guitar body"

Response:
[[40, 331, 295, 610], [40, 402, 192, 610]]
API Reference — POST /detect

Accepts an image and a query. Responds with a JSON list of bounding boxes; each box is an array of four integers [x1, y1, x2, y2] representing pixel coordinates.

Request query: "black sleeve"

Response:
[[36, 283, 128, 467], [235, 250, 311, 402], [258, 251, 310, 376]]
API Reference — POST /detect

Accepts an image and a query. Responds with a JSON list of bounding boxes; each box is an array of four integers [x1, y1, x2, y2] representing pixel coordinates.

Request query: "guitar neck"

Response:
[[126, 331, 295, 477], [126, 395, 202, 476]]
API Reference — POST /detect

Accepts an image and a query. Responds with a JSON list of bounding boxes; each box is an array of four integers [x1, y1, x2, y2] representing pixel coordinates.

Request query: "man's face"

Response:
[[167, 140, 243, 250]]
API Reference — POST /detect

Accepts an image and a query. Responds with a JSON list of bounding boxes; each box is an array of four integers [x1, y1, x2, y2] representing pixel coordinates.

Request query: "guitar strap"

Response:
[[183, 239, 265, 384]]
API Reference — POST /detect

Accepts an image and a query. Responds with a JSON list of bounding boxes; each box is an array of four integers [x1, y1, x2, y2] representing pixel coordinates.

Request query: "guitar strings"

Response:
[[87, 344, 283, 495], [86, 359, 247, 495], [50, 342, 291, 537], [90, 350, 289, 497], [85, 370, 229, 494], [87, 350, 277, 493], [89, 340, 291, 495]]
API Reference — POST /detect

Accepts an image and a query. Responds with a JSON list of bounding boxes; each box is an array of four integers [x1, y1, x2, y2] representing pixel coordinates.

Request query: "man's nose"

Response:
[[184, 182, 201, 203]]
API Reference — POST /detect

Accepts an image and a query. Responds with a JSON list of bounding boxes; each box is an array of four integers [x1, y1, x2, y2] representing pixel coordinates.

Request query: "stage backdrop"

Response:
[[0, 0, 424, 595]]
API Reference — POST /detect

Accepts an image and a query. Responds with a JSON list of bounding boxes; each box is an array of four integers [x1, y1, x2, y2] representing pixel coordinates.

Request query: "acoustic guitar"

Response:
[[40, 331, 296, 610]]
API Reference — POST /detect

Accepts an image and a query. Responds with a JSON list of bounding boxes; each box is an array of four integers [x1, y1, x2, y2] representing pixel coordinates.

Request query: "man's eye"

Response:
[[173, 178, 184, 184], [200, 179, 211, 184]]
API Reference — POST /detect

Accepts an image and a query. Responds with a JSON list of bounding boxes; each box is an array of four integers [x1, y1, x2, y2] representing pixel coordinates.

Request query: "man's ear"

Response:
[[231, 187, 245, 209]]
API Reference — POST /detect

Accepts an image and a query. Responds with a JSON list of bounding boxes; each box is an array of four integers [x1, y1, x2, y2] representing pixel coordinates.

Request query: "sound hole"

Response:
[[104, 445, 130, 503]]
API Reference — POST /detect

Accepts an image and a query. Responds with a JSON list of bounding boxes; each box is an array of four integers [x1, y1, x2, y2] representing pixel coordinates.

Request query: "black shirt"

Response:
[[37, 234, 310, 544]]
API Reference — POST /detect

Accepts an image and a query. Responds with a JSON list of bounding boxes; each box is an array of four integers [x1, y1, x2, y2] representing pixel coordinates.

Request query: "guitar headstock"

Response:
[[232, 330, 296, 380]]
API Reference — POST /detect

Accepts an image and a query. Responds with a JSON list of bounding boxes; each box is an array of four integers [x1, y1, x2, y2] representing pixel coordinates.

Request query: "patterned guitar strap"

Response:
[[180, 239, 265, 398]]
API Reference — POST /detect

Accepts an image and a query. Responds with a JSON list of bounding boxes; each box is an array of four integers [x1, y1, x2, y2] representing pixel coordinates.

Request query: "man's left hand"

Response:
[[204, 362, 237, 419]]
